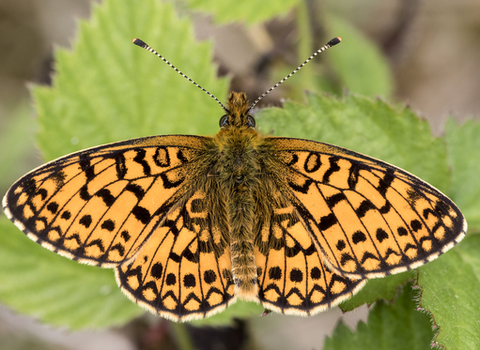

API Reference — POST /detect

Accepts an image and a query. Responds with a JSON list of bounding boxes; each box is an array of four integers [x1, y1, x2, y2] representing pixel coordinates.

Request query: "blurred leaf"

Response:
[[185, 0, 301, 24], [445, 117, 480, 230], [324, 284, 433, 350], [0, 102, 39, 191], [325, 17, 394, 97], [0, 218, 143, 329]]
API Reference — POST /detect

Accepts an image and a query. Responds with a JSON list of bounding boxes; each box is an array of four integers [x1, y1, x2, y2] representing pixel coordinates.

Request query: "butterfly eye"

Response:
[[219, 115, 229, 127], [247, 116, 256, 128]]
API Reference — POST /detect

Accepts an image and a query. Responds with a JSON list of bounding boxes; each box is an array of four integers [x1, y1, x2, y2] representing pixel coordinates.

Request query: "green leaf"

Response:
[[2, 0, 229, 329], [339, 272, 413, 312], [417, 234, 480, 349], [324, 284, 434, 350], [0, 218, 143, 329], [33, 0, 229, 161], [445, 117, 480, 230], [325, 17, 394, 97], [184, 0, 301, 25], [257, 92, 449, 190]]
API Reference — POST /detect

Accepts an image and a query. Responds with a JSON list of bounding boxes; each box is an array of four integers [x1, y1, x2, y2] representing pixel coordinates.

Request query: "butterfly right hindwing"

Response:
[[116, 186, 236, 322]]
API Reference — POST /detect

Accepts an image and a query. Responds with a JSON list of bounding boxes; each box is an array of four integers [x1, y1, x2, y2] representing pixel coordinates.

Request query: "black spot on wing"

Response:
[[323, 156, 340, 183], [110, 243, 125, 257], [326, 192, 347, 208], [79, 215, 92, 228], [79, 184, 91, 201], [304, 153, 321, 173], [288, 178, 313, 194], [133, 149, 151, 176], [132, 206, 151, 224], [107, 153, 127, 179], [177, 149, 188, 164], [377, 170, 394, 197], [22, 178, 37, 196], [376, 228, 389, 243], [47, 202, 59, 214], [79, 155, 94, 182], [352, 231, 367, 244], [348, 166, 360, 190], [355, 200, 376, 218], [85, 238, 105, 253], [318, 213, 337, 231], [285, 152, 299, 166], [96, 188, 116, 207], [61, 211, 71, 220], [340, 252, 355, 266], [101, 219, 115, 231], [37, 188, 48, 200], [125, 183, 146, 200], [160, 172, 184, 189]]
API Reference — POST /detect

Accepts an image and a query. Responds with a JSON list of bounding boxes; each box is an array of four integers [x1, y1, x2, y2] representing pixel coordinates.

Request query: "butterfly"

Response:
[[2, 37, 466, 322]]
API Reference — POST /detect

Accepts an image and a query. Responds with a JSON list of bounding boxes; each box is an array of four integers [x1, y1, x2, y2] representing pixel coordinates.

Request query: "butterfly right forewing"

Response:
[[3, 135, 209, 268]]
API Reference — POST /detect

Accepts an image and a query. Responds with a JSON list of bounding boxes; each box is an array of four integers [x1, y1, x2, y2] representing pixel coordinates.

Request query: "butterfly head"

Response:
[[219, 92, 256, 130]]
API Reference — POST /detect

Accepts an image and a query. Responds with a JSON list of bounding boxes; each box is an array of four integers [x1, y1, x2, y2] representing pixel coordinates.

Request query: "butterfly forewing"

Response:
[[3, 135, 208, 267], [268, 137, 466, 279]]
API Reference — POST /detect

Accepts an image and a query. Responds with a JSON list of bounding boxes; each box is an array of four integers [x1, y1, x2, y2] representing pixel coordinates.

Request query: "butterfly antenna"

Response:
[[246, 37, 342, 114], [133, 38, 229, 114]]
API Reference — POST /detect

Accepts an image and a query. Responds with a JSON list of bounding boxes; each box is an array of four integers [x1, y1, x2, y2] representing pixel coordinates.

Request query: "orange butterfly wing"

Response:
[[116, 186, 236, 321], [267, 137, 466, 280], [3, 135, 237, 320], [253, 178, 366, 316], [3, 135, 207, 267]]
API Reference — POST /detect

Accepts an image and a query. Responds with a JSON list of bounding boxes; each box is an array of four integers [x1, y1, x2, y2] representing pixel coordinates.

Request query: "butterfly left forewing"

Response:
[[267, 137, 466, 279], [3, 135, 209, 267]]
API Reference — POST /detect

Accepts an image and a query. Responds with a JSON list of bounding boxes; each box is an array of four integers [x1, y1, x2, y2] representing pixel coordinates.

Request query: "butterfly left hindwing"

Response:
[[253, 177, 366, 316]]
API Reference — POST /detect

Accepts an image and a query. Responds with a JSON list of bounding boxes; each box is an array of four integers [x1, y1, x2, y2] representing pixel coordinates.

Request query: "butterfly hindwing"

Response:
[[3, 135, 209, 267], [253, 178, 366, 316], [268, 137, 466, 279], [116, 187, 235, 321]]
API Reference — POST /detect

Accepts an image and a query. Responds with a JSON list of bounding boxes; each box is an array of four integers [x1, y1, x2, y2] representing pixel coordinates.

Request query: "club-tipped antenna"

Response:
[[246, 37, 342, 114], [132, 38, 229, 114]]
